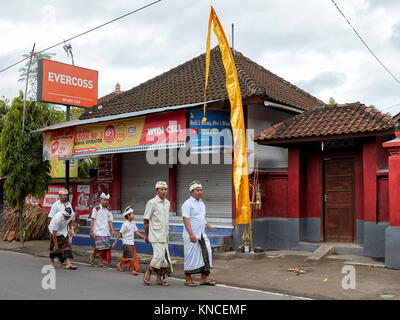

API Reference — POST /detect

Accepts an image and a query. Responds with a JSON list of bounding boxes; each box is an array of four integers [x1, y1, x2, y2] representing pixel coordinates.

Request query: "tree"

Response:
[[18, 52, 55, 98], [0, 92, 52, 247], [328, 97, 337, 106], [0, 98, 10, 133]]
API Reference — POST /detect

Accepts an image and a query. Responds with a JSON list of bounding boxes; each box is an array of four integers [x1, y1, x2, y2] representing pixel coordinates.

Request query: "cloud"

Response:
[[296, 71, 346, 95]]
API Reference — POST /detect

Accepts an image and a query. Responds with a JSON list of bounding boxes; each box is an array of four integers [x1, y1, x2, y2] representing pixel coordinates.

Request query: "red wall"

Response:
[[377, 175, 389, 222], [256, 172, 288, 218], [306, 152, 322, 219]]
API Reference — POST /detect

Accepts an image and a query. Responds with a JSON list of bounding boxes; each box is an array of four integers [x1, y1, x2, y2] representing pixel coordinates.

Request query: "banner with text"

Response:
[[43, 128, 75, 160], [73, 110, 187, 156], [189, 109, 233, 153]]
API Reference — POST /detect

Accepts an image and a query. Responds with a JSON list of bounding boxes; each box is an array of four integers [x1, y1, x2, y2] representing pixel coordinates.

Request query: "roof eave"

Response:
[[256, 128, 396, 146]]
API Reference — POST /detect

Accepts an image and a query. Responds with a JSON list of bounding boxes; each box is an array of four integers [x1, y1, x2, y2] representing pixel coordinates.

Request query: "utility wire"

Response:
[[380, 103, 400, 112], [331, 0, 400, 87], [0, 0, 161, 74]]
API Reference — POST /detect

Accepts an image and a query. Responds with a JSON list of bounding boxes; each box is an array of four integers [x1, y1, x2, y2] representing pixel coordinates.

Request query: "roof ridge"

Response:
[[234, 51, 326, 107]]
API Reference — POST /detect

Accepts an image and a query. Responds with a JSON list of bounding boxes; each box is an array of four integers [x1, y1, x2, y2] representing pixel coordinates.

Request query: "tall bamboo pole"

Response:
[[20, 43, 35, 248]]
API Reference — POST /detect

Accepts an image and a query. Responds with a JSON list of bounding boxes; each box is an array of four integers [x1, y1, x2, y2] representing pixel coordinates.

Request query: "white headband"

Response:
[[100, 193, 110, 200], [190, 182, 202, 192], [155, 181, 168, 189], [59, 188, 68, 195], [123, 208, 134, 217]]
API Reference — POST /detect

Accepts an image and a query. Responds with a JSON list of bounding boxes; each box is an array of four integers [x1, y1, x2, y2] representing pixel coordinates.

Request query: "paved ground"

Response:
[[0, 250, 301, 300], [1, 240, 399, 300]]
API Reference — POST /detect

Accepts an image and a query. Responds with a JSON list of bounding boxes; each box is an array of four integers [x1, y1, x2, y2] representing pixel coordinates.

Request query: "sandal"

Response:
[[116, 266, 124, 272], [65, 265, 77, 270], [131, 270, 139, 276], [156, 281, 169, 286], [200, 280, 216, 286], [184, 282, 197, 287], [97, 264, 105, 268], [143, 271, 151, 285]]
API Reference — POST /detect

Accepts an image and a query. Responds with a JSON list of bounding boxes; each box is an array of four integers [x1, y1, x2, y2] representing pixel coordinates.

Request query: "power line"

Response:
[[331, 0, 400, 87], [0, 0, 162, 74], [380, 103, 400, 112]]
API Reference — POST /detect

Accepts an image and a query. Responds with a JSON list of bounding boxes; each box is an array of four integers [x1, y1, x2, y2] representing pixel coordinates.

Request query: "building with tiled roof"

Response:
[[39, 45, 334, 261], [80, 47, 325, 120], [255, 102, 396, 145], [250, 100, 400, 267]]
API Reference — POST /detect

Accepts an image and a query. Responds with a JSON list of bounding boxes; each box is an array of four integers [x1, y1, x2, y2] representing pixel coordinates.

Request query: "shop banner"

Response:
[[189, 109, 232, 153], [74, 110, 186, 155], [43, 128, 75, 160]]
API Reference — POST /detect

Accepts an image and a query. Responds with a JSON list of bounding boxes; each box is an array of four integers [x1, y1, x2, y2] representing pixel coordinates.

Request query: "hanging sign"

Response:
[[189, 109, 232, 153], [37, 59, 98, 108]]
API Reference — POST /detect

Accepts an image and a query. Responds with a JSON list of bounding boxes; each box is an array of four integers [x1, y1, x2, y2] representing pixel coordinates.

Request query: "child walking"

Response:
[[112, 206, 144, 275]]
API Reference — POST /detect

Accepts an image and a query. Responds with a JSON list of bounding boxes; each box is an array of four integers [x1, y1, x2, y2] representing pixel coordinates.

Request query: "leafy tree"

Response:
[[0, 98, 10, 133], [328, 97, 337, 106], [18, 52, 55, 98], [0, 92, 52, 247]]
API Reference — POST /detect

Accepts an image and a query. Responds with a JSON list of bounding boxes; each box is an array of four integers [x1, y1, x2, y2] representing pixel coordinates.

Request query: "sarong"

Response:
[[50, 235, 73, 263], [184, 233, 212, 275], [94, 236, 111, 264], [119, 244, 139, 271], [149, 242, 173, 279]]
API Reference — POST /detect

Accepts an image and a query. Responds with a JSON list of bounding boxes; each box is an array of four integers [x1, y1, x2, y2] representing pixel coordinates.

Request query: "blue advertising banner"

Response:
[[189, 109, 233, 153]]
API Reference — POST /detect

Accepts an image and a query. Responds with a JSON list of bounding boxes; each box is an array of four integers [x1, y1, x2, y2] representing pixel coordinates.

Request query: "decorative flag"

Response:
[[203, 6, 251, 225]]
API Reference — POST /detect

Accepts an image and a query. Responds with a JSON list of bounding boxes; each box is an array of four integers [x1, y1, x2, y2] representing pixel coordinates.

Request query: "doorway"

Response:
[[323, 158, 355, 242]]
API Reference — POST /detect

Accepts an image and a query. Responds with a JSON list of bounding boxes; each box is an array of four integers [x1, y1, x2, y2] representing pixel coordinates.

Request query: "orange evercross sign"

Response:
[[37, 59, 98, 108]]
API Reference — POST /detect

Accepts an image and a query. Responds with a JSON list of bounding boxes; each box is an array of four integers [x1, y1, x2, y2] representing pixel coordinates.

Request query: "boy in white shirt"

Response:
[[89, 193, 115, 267], [112, 206, 144, 275]]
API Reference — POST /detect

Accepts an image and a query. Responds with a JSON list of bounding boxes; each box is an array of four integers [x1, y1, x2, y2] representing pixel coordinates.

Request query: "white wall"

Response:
[[247, 103, 292, 171]]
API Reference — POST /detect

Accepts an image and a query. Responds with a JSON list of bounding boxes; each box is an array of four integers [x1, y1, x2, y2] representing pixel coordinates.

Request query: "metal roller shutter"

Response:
[[120, 152, 169, 215], [176, 162, 232, 218]]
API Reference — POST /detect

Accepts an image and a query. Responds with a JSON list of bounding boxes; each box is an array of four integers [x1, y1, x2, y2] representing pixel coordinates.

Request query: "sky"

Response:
[[1, 0, 400, 115]]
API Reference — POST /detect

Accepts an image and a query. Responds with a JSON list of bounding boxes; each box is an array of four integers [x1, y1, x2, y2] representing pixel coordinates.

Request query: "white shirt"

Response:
[[48, 200, 74, 219], [91, 204, 113, 237], [182, 196, 207, 238], [48, 211, 71, 237], [143, 195, 170, 243], [119, 220, 138, 245]]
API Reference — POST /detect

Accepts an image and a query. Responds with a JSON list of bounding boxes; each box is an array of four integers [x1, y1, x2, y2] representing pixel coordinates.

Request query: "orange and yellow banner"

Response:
[[203, 7, 251, 225]]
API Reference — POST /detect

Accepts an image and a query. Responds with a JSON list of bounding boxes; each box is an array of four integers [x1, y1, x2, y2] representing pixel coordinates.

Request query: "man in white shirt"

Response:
[[182, 181, 216, 287], [143, 181, 172, 286], [48, 207, 77, 270], [89, 193, 115, 267], [48, 188, 76, 237]]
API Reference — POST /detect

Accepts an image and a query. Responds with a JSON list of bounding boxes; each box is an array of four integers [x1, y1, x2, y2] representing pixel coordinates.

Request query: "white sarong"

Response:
[[183, 232, 212, 273]]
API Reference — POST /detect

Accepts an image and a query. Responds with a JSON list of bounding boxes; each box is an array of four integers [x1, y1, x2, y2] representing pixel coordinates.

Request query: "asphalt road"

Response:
[[0, 250, 304, 300]]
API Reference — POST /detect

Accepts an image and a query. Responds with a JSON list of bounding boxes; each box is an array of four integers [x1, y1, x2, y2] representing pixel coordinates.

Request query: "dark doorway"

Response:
[[323, 158, 355, 242]]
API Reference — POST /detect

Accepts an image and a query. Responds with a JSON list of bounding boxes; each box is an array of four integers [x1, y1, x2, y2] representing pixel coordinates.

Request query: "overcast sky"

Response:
[[2, 0, 400, 115]]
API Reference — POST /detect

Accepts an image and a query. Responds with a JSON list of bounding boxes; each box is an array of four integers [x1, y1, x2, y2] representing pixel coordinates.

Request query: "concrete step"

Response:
[[77, 225, 232, 247], [71, 234, 224, 257], [307, 244, 336, 261]]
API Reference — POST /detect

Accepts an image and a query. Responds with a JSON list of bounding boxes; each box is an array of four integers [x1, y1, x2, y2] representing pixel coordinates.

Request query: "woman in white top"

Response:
[[112, 206, 144, 275]]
